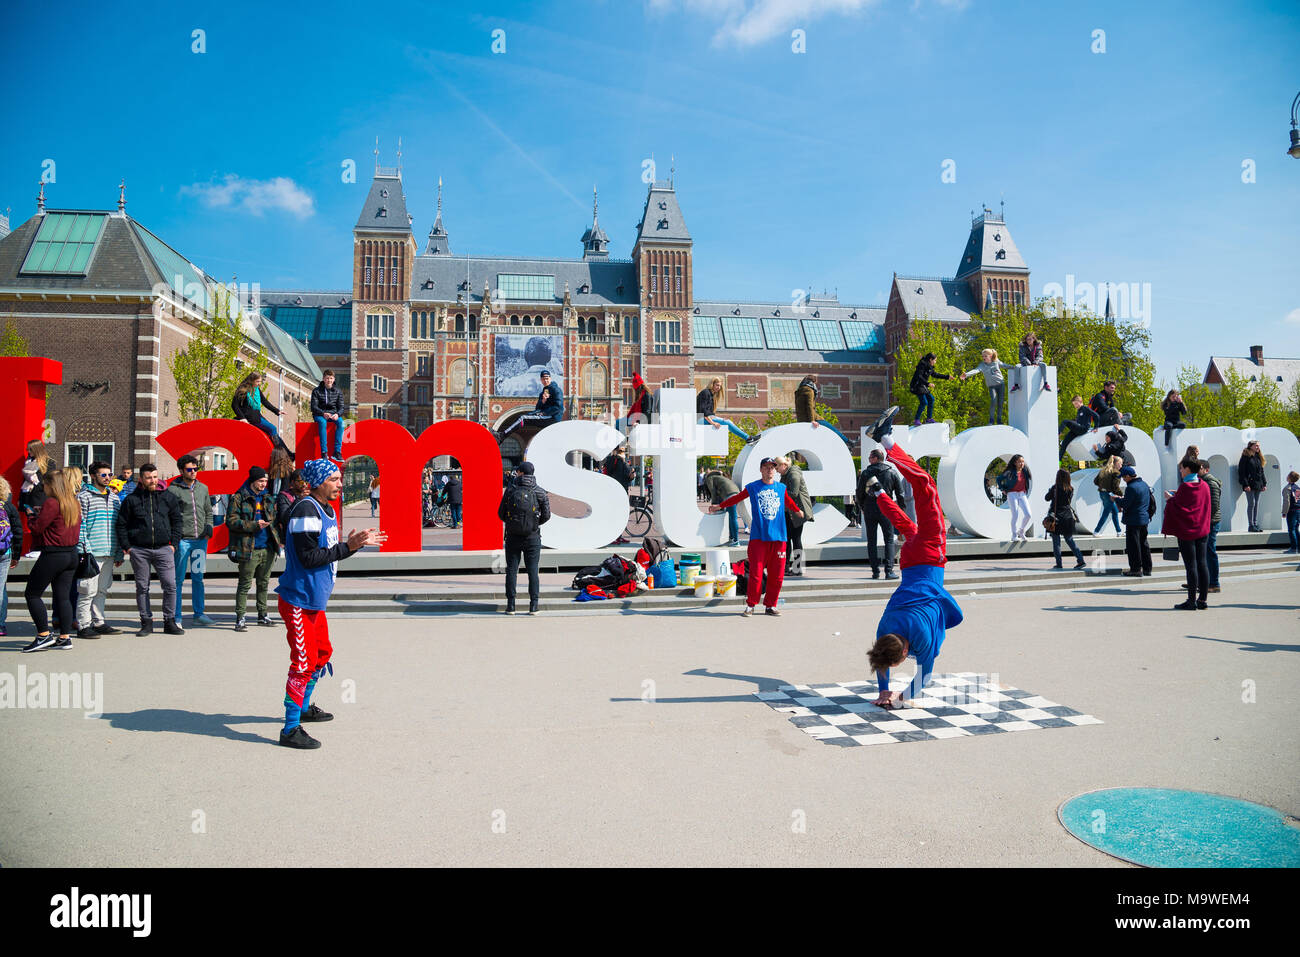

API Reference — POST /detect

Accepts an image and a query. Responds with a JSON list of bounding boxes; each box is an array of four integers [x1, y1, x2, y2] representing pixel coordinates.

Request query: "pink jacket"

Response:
[[1161, 478, 1210, 540]]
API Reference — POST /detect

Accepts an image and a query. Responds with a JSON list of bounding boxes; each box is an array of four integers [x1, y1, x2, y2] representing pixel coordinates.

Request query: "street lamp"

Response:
[[1290, 92, 1300, 159]]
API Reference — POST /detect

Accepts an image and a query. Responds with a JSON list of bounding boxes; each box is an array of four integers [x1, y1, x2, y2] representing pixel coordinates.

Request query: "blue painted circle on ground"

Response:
[[1059, 788, 1300, 868]]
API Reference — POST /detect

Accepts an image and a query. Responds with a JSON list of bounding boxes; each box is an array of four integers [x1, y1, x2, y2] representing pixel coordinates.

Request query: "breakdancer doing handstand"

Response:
[[861, 407, 964, 708]]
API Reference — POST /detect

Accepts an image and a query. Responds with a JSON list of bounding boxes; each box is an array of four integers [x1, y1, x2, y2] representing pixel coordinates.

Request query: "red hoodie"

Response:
[[1161, 477, 1210, 540], [629, 374, 648, 416]]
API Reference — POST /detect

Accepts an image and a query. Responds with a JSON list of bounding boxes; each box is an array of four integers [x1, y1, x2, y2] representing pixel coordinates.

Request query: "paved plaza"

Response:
[[1, 570, 1295, 867]]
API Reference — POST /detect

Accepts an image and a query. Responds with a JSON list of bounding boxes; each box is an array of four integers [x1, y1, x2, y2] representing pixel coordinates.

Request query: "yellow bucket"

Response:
[[692, 576, 715, 599], [714, 575, 736, 597], [680, 563, 701, 585]]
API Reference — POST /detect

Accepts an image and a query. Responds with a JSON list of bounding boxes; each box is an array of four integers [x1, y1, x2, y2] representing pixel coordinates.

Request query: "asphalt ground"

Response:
[[0, 571, 1295, 867]]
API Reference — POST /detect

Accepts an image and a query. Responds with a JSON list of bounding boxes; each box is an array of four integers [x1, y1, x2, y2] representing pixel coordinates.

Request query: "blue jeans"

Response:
[[913, 392, 934, 423], [174, 538, 207, 619], [1207, 519, 1220, 586], [725, 505, 739, 543], [1094, 495, 1121, 534], [253, 415, 278, 441], [0, 554, 10, 626], [815, 420, 852, 446], [1287, 511, 1300, 551], [314, 415, 342, 457], [1051, 532, 1085, 566], [450, 503, 462, 528], [987, 384, 1006, 425], [697, 416, 749, 441]]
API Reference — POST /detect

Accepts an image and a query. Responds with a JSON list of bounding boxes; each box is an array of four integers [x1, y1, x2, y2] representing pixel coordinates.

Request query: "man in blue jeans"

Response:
[[310, 370, 345, 462], [166, 455, 214, 626]]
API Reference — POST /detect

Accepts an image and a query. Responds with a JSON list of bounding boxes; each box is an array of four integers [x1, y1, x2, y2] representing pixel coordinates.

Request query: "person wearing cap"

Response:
[[275, 459, 386, 749], [709, 457, 806, 616], [861, 407, 964, 708], [227, 465, 280, 632], [1117, 465, 1154, 577], [498, 370, 565, 440]]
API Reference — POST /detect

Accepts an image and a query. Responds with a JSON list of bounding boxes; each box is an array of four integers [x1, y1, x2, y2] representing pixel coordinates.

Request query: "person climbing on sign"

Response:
[[861, 405, 964, 708]]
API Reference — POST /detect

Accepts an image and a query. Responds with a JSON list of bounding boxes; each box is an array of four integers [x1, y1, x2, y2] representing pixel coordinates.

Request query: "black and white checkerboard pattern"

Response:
[[755, 672, 1101, 747]]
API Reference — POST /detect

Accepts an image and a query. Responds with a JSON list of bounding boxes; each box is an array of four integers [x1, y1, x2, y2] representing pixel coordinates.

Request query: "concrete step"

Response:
[[22, 554, 1295, 618]]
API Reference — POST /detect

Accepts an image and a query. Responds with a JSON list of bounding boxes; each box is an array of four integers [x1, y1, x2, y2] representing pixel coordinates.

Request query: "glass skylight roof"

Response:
[[20, 213, 106, 275], [692, 315, 721, 347]]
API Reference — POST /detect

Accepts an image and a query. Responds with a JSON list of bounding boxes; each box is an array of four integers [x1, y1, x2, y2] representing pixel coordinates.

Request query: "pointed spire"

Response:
[[580, 183, 609, 259], [36, 181, 45, 213], [425, 176, 450, 255], [437, 176, 443, 214], [397, 136, 402, 172], [670, 154, 675, 187], [592, 184, 598, 227], [374, 136, 380, 173], [117, 179, 126, 214], [1104, 285, 1114, 322]]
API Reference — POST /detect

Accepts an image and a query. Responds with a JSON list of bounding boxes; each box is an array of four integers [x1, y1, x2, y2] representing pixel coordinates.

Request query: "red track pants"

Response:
[[746, 539, 787, 609], [280, 597, 333, 707]]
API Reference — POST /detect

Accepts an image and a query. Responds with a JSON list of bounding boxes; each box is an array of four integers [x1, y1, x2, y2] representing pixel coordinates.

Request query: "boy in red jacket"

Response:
[[862, 407, 963, 707]]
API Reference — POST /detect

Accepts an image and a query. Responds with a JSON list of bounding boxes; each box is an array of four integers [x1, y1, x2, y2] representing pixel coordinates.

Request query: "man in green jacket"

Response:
[[703, 468, 742, 546], [226, 466, 281, 632], [167, 455, 214, 627], [776, 455, 815, 577]]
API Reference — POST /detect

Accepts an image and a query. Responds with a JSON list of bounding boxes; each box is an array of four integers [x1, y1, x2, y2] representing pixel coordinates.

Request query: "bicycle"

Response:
[[432, 502, 453, 528], [625, 493, 654, 538]]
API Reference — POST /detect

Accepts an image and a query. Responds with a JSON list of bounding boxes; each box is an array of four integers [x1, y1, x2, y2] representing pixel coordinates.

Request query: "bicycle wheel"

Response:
[[434, 505, 452, 528], [626, 507, 653, 538]]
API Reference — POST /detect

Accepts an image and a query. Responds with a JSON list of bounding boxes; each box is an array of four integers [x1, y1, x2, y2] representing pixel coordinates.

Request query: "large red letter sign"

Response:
[[0, 358, 63, 537], [157, 419, 274, 554]]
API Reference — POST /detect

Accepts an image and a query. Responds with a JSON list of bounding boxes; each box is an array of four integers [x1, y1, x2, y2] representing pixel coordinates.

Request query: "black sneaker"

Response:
[[870, 406, 900, 444], [52, 637, 73, 650], [163, 619, 185, 636], [257, 614, 274, 627], [871, 569, 881, 579], [278, 726, 321, 749], [77, 627, 99, 640], [135, 619, 153, 637], [300, 704, 334, 723], [93, 624, 121, 635], [234, 617, 249, 633], [22, 634, 56, 653]]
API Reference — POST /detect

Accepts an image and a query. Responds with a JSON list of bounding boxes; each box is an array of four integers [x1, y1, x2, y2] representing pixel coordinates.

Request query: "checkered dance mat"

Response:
[[755, 673, 1102, 747]]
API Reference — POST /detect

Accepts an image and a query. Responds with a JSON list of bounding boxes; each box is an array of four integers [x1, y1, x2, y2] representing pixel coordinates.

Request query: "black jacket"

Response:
[[604, 455, 633, 490], [1089, 390, 1117, 418], [1238, 454, 1266, 490], [1044, 484, 1078, 536], [2, 500, 23, 558], [310, 383, 344, 417], [232, 388, 280, 424], [856, 462, 904, 516], [1070, 405, 1100, 428], [696, 388, 717, 416], [117, 485, 183, 550], [445, 476, 463, 505], [909, 361, 950, 396], [1161, 399, 1186, 425]]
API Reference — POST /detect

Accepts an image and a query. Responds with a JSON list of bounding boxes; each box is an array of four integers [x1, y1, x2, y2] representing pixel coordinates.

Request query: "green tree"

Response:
[[1174, 363, 1294, 432], [0, 318, 31, 357], [166, 283, 253, 422]]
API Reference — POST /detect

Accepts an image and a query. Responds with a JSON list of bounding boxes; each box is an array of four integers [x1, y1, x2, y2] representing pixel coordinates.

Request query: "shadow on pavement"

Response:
[[609, 666, 790, 703], [98, 709, 281, 745], [1184, 635, 1300, 653]]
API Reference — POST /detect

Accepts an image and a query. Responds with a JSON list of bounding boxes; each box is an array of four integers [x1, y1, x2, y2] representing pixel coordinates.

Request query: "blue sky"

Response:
[[3, 0, 1298, 384]]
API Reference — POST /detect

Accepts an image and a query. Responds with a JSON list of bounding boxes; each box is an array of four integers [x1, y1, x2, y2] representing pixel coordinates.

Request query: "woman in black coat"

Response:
[[1046, 469, 1086, 570], [908, 353, 951, 425], [1238, 441, 1267, 532], [1161, 389, 1187, 449]]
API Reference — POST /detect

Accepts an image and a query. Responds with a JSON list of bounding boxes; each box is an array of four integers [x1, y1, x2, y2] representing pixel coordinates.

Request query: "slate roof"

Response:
[[635, 184, 691, 246], [955, 212, 1028, 279], [693, 296, 886, 365], [248, 290, 353, 358], [355, 173, 411, 233], [425, 210, 450, 255], [893, 277, 980, 323], [1206, 355, 1300, 402], [409, 255, 639, 308], [0, 211, 158, 293], [245, 312, 322, 382]]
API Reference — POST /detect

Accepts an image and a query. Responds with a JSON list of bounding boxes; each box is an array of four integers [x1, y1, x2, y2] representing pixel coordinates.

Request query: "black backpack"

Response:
[[504, 483, 539, 536]]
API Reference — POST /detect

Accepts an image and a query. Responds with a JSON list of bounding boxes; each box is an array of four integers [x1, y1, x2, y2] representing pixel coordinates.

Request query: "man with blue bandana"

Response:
[[275, 459, 385, 750]]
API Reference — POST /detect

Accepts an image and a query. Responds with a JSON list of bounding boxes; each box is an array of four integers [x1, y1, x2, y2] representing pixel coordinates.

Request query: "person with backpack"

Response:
[[1118, 466, 1155, 577], [1045, 469, 1086, 570], [275, 459, 386, 749], [709, 457, 807, 616], [856, 449, 904, 580], [498, 461, 552, 615], [228, 466, 280, 632], [0, 476, 24, 639], [1092, 455, 1124, 536], [1089, 380, 1122, 427]]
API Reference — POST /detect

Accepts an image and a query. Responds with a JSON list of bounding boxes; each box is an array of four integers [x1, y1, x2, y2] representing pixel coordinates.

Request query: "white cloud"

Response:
[[650, 0, 900, 47], [1285, 308, 1300, 325], [181, 175, 315, 218]]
